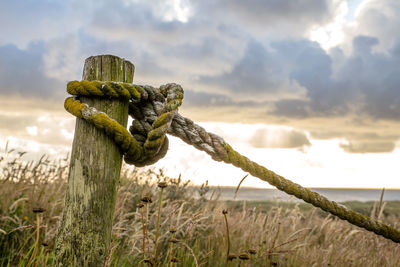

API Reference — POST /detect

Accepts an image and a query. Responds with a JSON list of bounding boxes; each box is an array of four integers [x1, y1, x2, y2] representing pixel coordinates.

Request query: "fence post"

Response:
[[55, 55, 134, 266]]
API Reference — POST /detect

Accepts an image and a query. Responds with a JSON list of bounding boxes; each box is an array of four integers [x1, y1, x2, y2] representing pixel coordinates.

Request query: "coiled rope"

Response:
[[65, 80, 400, 243]]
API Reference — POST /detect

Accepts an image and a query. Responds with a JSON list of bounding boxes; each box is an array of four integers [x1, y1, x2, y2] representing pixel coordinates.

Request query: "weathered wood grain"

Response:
[[55, 55, 134, 266]]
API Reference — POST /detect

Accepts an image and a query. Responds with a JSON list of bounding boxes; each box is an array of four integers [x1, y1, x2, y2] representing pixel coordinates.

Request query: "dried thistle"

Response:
[[238, 253, 250, 260], [158, 181, 168, 188], [170, 257, 179, 263], [247, 248, 257, 255], [228, 254, 237, 261], [169, 237, 179, 244], [141, 196, 152, 203], [32, 207, 45, 213], [169, 226, 177, 234]]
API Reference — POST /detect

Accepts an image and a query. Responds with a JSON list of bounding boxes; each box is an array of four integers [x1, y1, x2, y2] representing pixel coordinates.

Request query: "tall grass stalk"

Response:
[[154, 182, 167, 262]]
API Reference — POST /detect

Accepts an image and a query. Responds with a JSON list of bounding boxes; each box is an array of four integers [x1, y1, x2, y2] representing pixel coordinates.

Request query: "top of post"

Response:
[[82, 55, 135, 83]]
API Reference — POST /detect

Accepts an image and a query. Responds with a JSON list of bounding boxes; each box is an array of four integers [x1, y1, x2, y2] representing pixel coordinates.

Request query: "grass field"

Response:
[[1, 150, 400, 266]]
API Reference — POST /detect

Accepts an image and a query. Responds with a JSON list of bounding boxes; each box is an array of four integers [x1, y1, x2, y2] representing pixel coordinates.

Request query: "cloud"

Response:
[[0, 112, 74, 146], [344, 0, 400, 51], [199, 40, 309, 102], [340, 141, 395, 153], [310, 125, 399, 153], [335, 35, 400, 120], [1, 0, 400, 155], [183, 90, 235, 107], [193, 0, 337, 38], [0, 0, 80, 48], [250, 128, 310, 149], [82, 0, 340, 87], [0, 42, 65, 99]]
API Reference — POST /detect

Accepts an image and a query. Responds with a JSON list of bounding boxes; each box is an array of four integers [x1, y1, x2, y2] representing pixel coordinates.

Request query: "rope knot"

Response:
[[65, 80, 183, 167], [126, 83, 183, 166]]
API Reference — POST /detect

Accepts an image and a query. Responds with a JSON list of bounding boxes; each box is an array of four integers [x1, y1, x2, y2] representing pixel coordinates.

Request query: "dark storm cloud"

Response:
[[200, 39, 353, 110], [0, 43, 64, 99], [341, 36, 400, 120], [200, 41, 286, 95], [270, 36, 400, 120]]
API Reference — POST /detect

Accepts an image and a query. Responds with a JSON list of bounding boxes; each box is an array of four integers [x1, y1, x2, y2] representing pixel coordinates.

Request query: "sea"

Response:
[[204, 187, 400, 202]]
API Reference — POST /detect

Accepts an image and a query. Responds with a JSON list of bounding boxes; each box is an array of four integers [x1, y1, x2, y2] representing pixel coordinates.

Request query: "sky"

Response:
[[1, 0, 400, 188]]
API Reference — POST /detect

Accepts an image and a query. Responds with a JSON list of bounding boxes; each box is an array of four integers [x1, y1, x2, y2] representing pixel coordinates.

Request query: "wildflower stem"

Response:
[[154, 187, 164, 261], [34, 246, 45, 267], [223, 210, 230, 267], [27, 213, 40, 266], [168, 232, 175, 267], [140, 207, 146, 265], [145, 203, 150, 256]]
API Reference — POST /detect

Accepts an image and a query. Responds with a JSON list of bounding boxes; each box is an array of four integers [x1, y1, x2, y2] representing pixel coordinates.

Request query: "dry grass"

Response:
[[1, 149, 400, 266]]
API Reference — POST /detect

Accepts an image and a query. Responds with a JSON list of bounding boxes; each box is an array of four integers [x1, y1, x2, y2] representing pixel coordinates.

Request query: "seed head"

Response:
[[169, 226, 177, 234], [222, 209, 228, 215], [247, 248, 257, 255], [141, 196, 152, 203], [32, 207, 45, 213], [158, 181, 168, 188], [170, 257, 179, 263], [238, 253, 250, 260], [228, 254, 237, 261], [144, 258, 153, 265], [169, 237, 179, 244]]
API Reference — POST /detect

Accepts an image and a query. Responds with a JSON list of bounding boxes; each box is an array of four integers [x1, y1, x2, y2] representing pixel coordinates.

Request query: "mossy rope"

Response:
[[65, 80, 400, 243]]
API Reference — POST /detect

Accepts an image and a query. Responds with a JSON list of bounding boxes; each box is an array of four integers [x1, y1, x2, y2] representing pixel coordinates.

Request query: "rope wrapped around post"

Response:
[[65, 80, 400, 244]]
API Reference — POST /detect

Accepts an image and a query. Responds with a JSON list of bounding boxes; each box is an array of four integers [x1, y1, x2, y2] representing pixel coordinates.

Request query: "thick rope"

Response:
[[66, 81, 183, 166], [65, 80, 400, 244]]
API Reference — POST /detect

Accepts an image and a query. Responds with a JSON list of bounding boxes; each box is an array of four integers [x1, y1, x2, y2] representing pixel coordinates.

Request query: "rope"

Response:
[[65, 80, 400, 244]]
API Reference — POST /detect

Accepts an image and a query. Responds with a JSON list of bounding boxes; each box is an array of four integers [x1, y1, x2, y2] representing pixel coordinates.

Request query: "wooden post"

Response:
[[55, 55, 134, 266]]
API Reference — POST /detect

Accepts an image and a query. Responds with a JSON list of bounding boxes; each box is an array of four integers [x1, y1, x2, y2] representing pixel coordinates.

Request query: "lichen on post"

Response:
[[55, 55, 134, 266]]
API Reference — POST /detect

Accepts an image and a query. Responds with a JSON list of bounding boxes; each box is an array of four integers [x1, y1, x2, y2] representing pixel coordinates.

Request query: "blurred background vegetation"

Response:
[[1, 148, 400, 266]]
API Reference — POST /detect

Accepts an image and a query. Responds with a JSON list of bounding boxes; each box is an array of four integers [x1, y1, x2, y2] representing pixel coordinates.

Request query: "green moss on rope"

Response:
[[67, 80, 142, 100], [65, 81, 182, 166]]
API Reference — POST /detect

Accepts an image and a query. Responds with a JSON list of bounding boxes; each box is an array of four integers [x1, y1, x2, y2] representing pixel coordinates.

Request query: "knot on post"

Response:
[[65, 80, 183, 167], [64, 79, 400, 244]]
